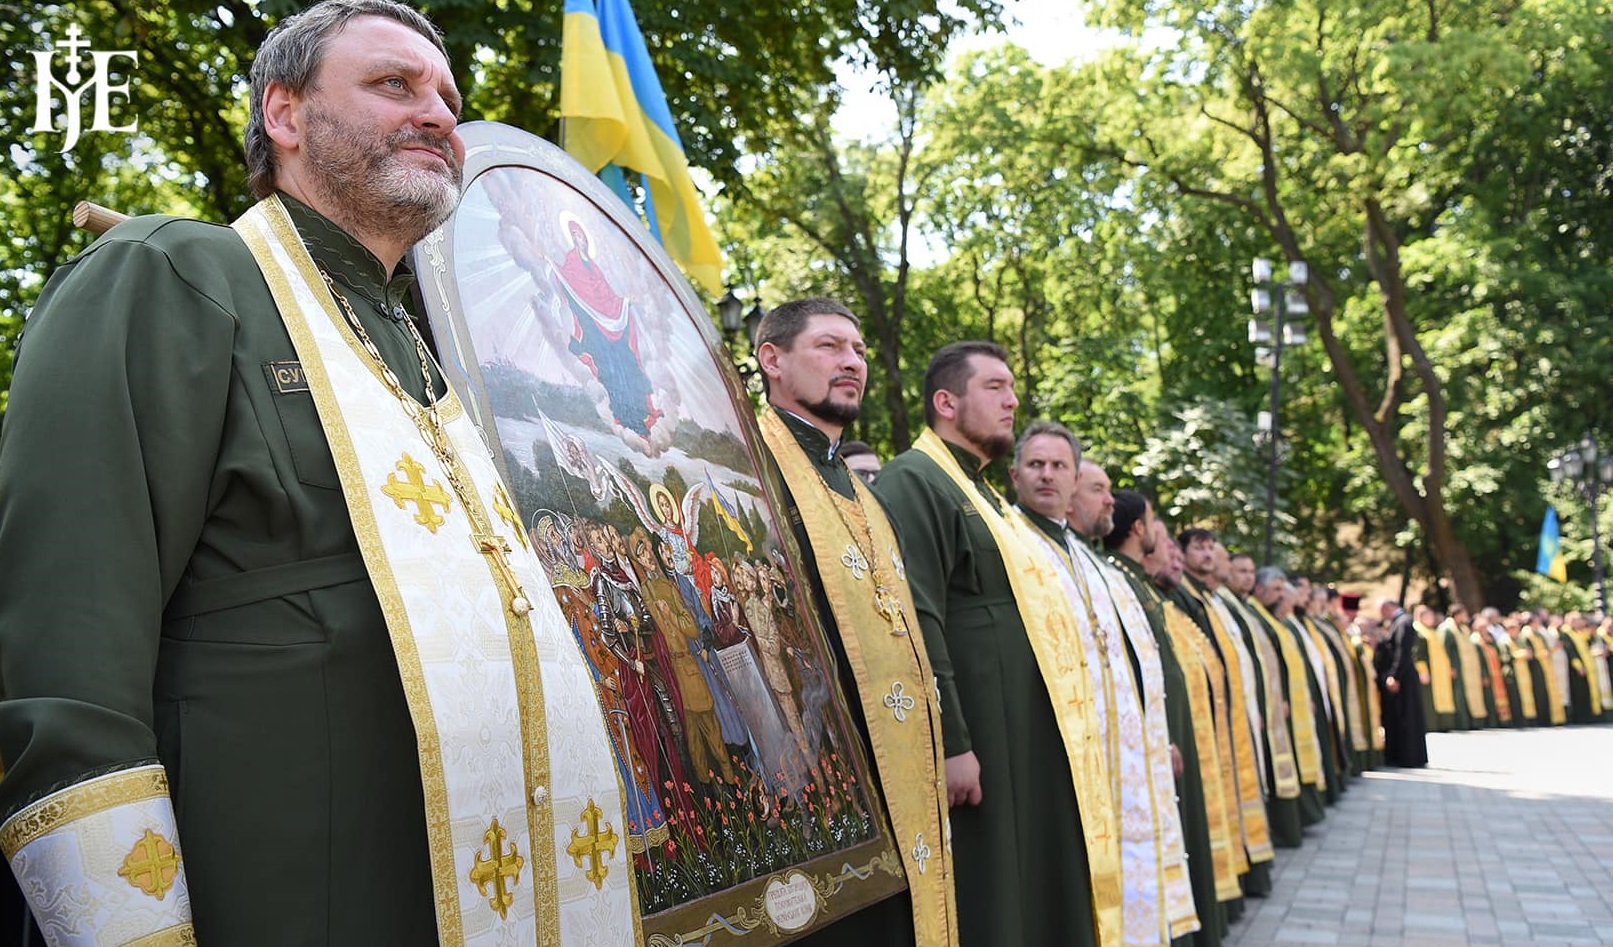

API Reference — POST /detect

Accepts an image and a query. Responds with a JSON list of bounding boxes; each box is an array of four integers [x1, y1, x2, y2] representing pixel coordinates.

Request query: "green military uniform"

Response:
[[0, 199, 443, 945], [874, 441, 1098, 947], [1441, 623, 1473, 731], [1110, 555, 1223, 947]]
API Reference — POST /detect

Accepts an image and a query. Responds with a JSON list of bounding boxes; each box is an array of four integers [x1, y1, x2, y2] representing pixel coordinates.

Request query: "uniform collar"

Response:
[[280, 193, 417, 321], [773, 406, 841, 463]]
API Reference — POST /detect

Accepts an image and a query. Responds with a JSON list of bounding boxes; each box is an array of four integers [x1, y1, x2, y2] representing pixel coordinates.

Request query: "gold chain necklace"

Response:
[[321, 272, 533, 616], [320, 272, 450, 461], [824, 478, 912, 636]]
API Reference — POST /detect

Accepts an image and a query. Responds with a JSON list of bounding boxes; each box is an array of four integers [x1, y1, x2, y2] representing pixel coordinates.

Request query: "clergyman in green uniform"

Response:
[[0, 3, 635, 944], [751, 297, 958, 947], [874, 342, 1120, 947], [1103, 490, 1223, 947]]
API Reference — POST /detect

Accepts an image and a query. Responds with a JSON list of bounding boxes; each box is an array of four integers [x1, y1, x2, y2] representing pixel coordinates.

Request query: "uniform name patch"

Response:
[[265, 361, 309, 394]]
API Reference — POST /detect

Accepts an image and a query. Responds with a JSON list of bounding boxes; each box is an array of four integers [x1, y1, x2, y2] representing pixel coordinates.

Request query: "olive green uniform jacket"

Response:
[[873, 441, 1097, 947], [0, 199, 444, 945]]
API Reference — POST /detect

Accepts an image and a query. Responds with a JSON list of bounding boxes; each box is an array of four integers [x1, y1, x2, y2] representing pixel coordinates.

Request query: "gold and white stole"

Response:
[[1319, 618, 1369, 751], [1159, 600, 1241, 901], [1591, 634, 1613, 709], [234, 197, 638, 947], [1202, 593, 1268, 795], [1287, 618, 1334, 727], [1194, 588, 1273, 866], [1303, 617, 1351, 748], [1220, 592, 1301, 800], [912, 431, 1122, 947], [1073, 542, 1200, 942], [1354, 634, 1385, 750], [1024, 523, 1162, 947], [758, 411, 957, 947], [1248, 600, 1324, 791]]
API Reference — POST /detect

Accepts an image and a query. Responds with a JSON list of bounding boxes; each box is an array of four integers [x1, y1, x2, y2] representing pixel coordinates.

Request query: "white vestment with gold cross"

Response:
[[232, 196, 638, 946]]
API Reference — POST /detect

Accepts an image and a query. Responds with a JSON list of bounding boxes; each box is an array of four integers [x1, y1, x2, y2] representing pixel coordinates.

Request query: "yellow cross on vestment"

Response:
[[117, 829, 181, 900], [381, 452, 452, 532], [469, 817, 524, 920], [567, 798, 620, 889]]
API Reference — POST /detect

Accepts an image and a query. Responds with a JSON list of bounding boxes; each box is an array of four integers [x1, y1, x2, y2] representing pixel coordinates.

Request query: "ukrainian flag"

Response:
[[704, 469, 752, 553], [1537, 505, 1569, 582], [560, 0, 724, 294]]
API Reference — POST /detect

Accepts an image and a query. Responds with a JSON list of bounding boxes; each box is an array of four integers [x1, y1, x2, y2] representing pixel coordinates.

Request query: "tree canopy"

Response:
[[5, 0, 1611, 608]]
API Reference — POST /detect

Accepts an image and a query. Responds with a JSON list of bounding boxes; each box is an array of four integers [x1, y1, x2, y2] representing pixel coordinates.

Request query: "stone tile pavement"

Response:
[[1227, 726, 1613, 947]]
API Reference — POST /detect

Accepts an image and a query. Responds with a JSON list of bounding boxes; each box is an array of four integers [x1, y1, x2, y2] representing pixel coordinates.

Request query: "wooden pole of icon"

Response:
[[74, 201, 128, 235]]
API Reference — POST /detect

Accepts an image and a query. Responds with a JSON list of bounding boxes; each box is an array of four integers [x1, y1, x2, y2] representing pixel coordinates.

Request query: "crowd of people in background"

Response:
[[831, 337, 1613, 947], [1375, 602, 1613, 733], [5, 0, 1606, 938]]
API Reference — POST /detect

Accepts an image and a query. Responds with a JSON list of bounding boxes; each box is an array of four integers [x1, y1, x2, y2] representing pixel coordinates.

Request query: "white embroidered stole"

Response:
[[234, 197, 638, 947]]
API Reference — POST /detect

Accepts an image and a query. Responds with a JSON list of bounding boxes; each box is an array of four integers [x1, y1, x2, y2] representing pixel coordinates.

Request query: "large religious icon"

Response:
[[412, 123, 904, 945]]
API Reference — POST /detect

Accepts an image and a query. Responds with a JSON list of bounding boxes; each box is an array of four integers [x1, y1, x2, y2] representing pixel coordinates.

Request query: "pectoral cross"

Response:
[[874, 585, 910, 635], [381, 453, 453, 532], [470, 818, 524, 920], [567, 798, 620, 889], [475, 531, 533, 616]]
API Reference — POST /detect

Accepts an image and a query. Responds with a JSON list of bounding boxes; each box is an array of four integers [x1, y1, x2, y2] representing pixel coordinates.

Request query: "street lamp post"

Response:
[[1248, 257, 1310, 566], [714, 288, 766, 390], [1548, 434, 1613, 613]]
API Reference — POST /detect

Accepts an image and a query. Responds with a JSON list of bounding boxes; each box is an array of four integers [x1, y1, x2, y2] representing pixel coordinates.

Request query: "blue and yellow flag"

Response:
[[559, 0, 724, 294], [1537, 505, 1569, 582], [704, 469, 752, 553]]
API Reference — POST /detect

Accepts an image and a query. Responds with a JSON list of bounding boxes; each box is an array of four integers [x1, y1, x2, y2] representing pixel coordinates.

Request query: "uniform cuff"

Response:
[[3, 765, 195, 946], [935, 677, 972, 757]]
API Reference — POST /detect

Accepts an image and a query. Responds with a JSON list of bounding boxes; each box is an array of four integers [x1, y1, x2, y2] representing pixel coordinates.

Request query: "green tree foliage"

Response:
[[1130, 397, 1285, 558], [1, 0, 998, 415], [730, 4, 1613, 607], [10, 0, 1613, 610]]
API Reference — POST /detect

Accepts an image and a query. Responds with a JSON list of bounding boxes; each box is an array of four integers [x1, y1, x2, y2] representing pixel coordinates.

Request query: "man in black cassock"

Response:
[[1374, 599, 1429, 768]]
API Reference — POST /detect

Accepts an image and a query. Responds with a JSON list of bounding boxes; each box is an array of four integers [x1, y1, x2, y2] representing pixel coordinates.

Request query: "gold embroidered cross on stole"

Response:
[[470, 817, 524, 920], [381, 452, 452, 531], [117, 829, 181, 900], [567, 799, 620, 890]]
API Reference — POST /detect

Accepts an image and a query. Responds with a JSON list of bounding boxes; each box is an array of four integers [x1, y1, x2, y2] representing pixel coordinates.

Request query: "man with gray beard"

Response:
[[0, 3, 638, 944]]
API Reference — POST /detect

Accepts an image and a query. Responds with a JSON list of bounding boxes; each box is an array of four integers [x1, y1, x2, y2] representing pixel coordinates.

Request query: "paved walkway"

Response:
[[1227, 726, 1613, 946]]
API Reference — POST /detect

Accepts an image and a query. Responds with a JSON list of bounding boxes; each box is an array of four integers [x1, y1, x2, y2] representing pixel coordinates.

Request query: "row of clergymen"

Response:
[[751, 300, 1383, 947], [1392, 603, 1613, 731]]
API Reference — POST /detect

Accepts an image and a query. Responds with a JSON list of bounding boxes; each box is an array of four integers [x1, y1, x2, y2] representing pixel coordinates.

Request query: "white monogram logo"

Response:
[[31, 23, 139, 154]]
